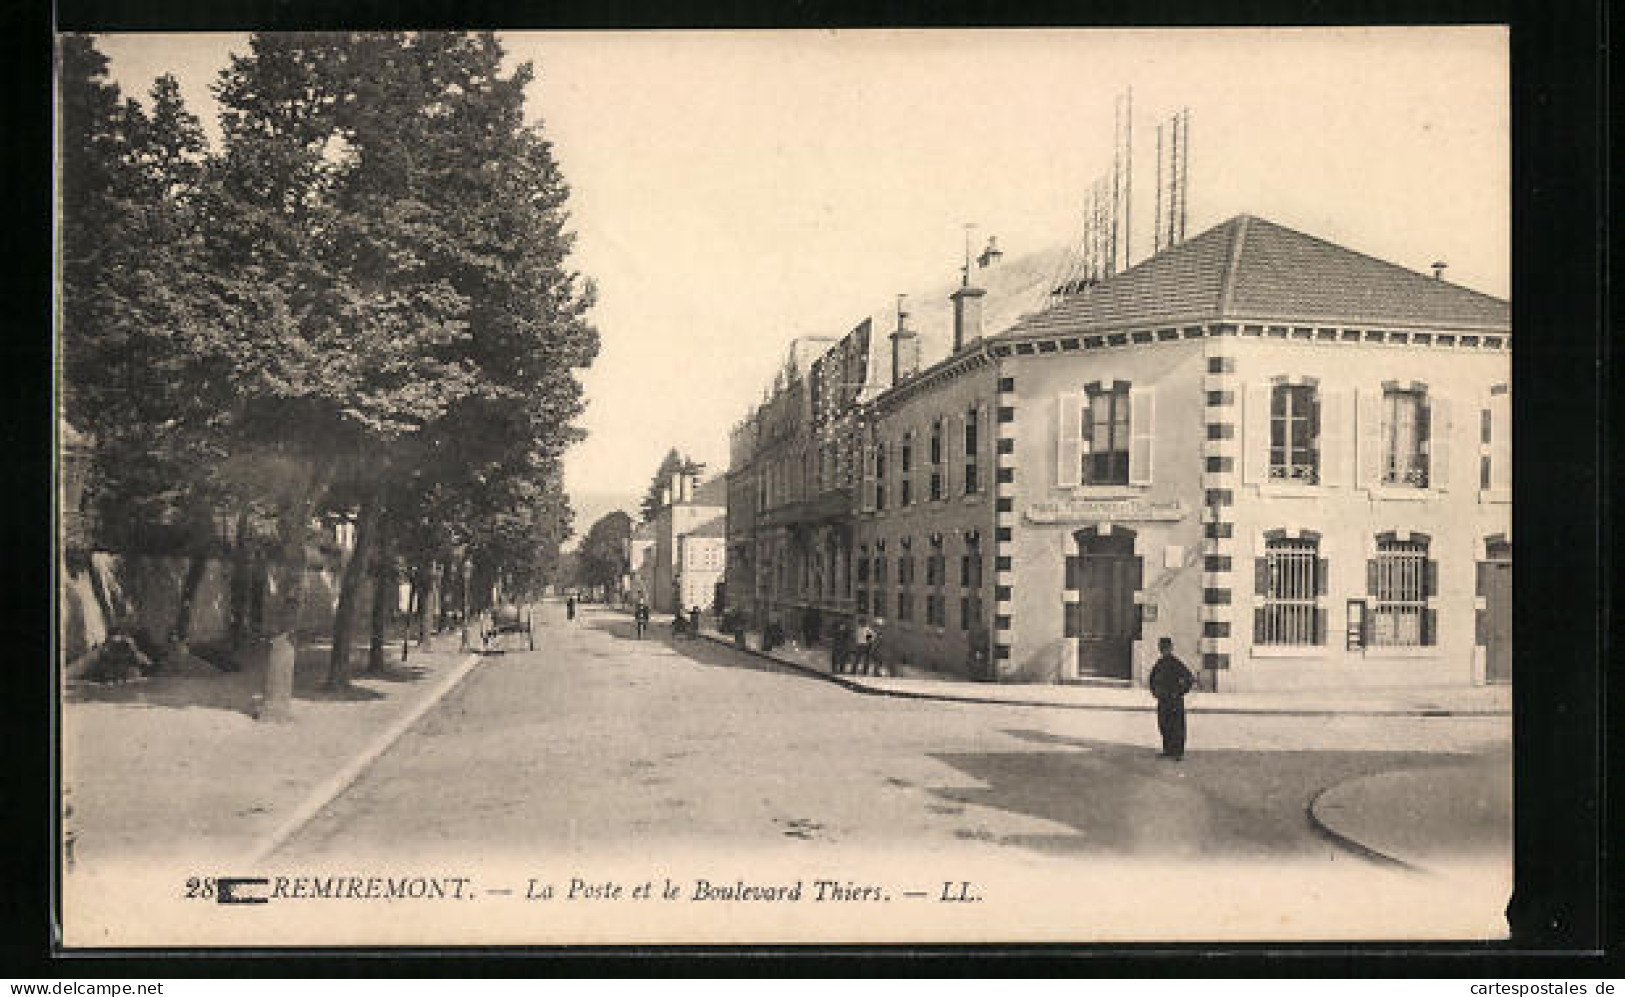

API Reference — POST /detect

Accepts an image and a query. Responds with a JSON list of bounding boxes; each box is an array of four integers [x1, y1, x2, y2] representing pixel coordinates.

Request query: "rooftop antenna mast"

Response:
[[1044, 87, 1135, 309], [1154, 107, 1191, 254]]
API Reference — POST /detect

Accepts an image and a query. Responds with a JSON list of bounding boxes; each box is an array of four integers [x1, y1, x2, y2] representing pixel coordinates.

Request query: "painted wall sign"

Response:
[[1023, 497, 1188, 524]]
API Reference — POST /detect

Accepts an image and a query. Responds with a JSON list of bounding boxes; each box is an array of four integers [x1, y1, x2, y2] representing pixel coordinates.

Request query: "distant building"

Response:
[[726, 333, 871, 637], [628, 520, 656, 605], [649, 470, 726, 615], [677, 513, 727, 614]]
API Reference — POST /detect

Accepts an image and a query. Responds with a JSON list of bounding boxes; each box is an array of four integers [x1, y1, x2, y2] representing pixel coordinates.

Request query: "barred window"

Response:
[[1269, 384, 1320, 483], [897, 591, 912, 621], [1255, 537, 1324, 646], [857, 547, 870, 583], [1370, 538, 1435, 646], [1383, 388, 1430, 487], [856, 590, 869, 615]]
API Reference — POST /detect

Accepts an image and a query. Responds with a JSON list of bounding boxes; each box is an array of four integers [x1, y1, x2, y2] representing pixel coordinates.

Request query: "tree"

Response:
[[577, 510, 632, 595], [640, 449, 705, 522], [197, 32, 598, 686]]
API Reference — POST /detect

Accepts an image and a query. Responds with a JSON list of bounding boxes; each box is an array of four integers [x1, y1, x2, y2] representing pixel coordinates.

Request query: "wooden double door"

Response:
[[1069, 528, 1142, 680]]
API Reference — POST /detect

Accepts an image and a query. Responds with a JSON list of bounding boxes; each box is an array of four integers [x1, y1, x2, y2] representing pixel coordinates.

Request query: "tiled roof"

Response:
[[1000, 215, 1509, 338], [690, 475, 728, 508], [686, 513, 727, 539]]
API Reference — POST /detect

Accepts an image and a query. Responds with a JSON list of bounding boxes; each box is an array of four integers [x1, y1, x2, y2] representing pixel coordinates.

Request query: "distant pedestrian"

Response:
[[855, 619, 882, 676], [566, 595, 577, 621], [829, 620, 851, 674], [634, 601, 650, 638], [1148, 636, 1197, 760], [689, 606, 702, 638]]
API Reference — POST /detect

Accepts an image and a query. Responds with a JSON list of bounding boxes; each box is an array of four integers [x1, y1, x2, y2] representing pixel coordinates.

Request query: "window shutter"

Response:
[[1423, 608, 1438, 647], [1128, 385, 1156, 485], [946, 413, 960, 498], [1242, 381, 1270, 484], [1056, 392, 1083, 486], [1253, 606, 1267, 643], [1319, 388, 1348, 487], [1316, 557, 1329, 596], [1255, 556, 1270, 596], [1366, 558, 1379, 596], [1428, 394, 1452, 490], [860, 439, 874, 512], [1065, 556, 1079, 589], [1424, 558, 1438, 597], [1356, 388, 1384, 489], [1313, 607, 1327, 645], [1489, 392, 1512, 492]]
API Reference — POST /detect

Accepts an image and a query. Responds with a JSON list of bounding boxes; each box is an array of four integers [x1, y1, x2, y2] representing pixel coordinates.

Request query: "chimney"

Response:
[[951, 277, 987, 353], [890, 294, 920, 385], [1430, 261, 1448, 281]]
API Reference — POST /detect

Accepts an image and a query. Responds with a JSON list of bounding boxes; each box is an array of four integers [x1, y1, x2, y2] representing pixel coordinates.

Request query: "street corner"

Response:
[[1308, 756, 1513, 875]]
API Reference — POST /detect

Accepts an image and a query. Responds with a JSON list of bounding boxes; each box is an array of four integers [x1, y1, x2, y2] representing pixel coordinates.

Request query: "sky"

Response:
[[94, 27, 1509, 531]]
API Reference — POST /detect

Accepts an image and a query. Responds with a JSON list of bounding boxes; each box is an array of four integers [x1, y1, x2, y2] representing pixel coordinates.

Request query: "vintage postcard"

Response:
[[56, 26, 1512, 948]]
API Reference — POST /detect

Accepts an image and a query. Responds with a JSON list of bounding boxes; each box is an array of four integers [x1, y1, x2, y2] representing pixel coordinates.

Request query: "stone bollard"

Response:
[[255, 633, 296, 722]]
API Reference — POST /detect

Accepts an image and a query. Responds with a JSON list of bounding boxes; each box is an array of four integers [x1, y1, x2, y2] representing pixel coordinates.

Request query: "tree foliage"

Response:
[[576, 510, 632, 593], [58, 33, 598, 678], [640, 448, 705, 522]]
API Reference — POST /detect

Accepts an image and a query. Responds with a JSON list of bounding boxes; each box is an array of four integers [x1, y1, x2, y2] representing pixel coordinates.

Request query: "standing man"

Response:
[[1148, 636, 1197, 760], [689, 605, 702, 639], [566, 593, 577, 622], [829, 618, 850, 675], [634, 600, 649, 638]]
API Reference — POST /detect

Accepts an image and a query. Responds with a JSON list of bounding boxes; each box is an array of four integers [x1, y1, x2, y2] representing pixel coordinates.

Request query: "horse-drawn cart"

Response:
[[481, 601, 535, 653]]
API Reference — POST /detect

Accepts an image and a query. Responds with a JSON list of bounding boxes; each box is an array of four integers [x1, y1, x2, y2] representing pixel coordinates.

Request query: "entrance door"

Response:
[[1073, 528, 1141, 680], [1482, 540, 1512, 683]]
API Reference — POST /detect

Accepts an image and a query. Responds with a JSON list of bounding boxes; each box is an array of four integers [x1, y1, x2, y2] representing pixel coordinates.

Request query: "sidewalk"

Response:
[[675, 614, 1510, 717], [1309, 752, 1514, 873], [62, 630, 483, 872]]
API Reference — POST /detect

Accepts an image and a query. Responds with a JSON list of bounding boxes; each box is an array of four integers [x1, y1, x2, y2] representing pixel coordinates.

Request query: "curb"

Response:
[[244, 651, 484, 864], [693, 631, 1508, 719], [1306, 782, 1426, 874]]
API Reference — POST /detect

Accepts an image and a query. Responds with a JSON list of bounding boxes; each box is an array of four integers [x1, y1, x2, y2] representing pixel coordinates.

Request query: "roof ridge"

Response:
[[1216, 214, 1251, 316]]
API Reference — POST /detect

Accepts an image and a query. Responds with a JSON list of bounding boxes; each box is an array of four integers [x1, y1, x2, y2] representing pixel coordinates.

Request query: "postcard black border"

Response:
[[11, 0, 1612, 977]]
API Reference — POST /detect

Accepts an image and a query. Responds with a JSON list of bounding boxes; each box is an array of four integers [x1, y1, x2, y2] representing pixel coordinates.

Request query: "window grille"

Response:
[[1269, 384, 1319, 483], [1257, 538, 1322, 645], [1382, 389, 1429, 487], [1371, 539, 1431, 646]]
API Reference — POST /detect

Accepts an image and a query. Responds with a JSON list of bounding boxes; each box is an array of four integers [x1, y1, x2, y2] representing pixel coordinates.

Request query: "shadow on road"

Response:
[[924, 728, 1480, 862], [65, 643, 434, 713]]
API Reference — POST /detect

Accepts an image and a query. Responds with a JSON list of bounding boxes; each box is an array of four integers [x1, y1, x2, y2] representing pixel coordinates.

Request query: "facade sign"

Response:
[[1023, 497, 1188, 524]]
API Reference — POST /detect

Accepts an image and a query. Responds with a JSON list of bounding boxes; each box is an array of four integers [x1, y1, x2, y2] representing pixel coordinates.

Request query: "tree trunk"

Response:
[[172, 552, 210, 643], [366, 520, 393, 674], [228, 507, 253, 649], [268, 459, 333, 652], [326, 492, 381, 689], [418, 561, 436, 641]]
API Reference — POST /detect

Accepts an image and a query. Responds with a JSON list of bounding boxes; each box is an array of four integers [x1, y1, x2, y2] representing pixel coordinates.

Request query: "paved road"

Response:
[[281, 601, 1510, 865]]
